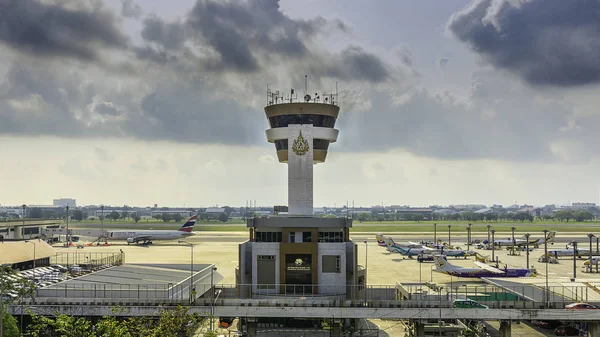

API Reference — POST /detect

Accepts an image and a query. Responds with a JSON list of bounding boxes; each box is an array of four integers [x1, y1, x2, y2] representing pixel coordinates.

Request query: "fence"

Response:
[[31, 282, 600, 308], [50, 252, 124, 269]]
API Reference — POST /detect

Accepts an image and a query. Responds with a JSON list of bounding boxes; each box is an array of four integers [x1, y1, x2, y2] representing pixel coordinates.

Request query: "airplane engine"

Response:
[[127, 238, 135, 244]]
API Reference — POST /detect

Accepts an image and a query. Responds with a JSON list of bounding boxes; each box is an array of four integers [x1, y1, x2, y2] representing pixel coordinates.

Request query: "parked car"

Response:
[[50, 264, 68, 273], [532, 320, 561, 329], [452, 299, 489, 309], [554, 325, 579, 336], [565, 303, 599, 310]]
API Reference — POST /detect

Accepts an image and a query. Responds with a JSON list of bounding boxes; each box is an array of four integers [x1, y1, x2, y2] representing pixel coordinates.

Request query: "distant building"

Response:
[[572, 202, 596, 210], [151, 210, 193, 217], [53, 198, 76, 208], [205, 207, 225, 214]]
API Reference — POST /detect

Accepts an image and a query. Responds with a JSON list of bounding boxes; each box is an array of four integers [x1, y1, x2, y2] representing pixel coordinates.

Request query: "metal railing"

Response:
[[50, 252, 124, 269], [30, 282, 600, 309]]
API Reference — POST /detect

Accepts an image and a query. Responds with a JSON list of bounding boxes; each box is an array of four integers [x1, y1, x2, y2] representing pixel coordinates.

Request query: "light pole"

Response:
[[467, 223, 472, 247], [491, 229, 496, 263], [363, 240, 368, 274], [21, 204, 26, 240], [433, 223, 437, 245], [543, 229, 549, 307], [65, 205, 70, 247], [466, 226, 471, 252], [486, 224, 491, 245], [210, 266, 218, 331], [511, 226, 516, 256], [588, 233, 595, 273], [447, 225, 451, 246], [24, 240, 36, 281], [101, 205, 105, 241], [178, 241, 194, 303], [430, 265, 435, 282], [571, 241, 578, 280], [524, 233, 531, 269]]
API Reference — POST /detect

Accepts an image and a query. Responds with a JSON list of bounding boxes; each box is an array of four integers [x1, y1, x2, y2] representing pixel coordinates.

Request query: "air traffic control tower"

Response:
[[237, 85, 364, 304]]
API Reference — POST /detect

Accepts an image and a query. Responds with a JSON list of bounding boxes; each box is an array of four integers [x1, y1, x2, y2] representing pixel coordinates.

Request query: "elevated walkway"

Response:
[[11, 303, 600, 321]]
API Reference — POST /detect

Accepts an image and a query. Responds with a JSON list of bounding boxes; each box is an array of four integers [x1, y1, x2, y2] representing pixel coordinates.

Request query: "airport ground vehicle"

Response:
[[565, 303, 599, 310], [554, 325, 579, 336]]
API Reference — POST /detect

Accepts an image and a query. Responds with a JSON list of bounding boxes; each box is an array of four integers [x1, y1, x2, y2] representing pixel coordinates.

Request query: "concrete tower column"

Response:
[[287, 124, 314, 216], [588, 323, 600, 337], [499, 320, 511, 337]]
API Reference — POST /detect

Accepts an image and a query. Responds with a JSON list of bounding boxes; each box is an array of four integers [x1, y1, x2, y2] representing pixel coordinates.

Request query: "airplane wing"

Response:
[[473, 261, 506, 274]]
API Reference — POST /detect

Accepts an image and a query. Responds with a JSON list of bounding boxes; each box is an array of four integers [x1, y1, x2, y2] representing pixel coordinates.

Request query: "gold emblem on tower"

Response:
[[292, 131, 309, 156]]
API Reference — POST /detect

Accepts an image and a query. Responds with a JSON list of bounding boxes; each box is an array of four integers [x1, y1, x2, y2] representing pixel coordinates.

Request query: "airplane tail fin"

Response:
[[433, 255, 450, 272], [544, 231, 557, 244], [178, 215, 198, 232], [384, 236, 396, 247]]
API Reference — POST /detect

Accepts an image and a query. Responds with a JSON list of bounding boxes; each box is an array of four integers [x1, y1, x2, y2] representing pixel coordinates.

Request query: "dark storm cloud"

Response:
[[448, 0, 600, 86], [185, 0, 349, 73], [133, 83, 264, 145], [0, 62, 265, 146], [0, 0, 128, 61], [312, 46, 389, 83], [140, 15, 186, 50], [121, 0, 143, 19]]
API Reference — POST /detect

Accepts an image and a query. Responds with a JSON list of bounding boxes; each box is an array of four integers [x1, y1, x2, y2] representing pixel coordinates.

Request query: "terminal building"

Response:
[[236, 88, 365, 329]]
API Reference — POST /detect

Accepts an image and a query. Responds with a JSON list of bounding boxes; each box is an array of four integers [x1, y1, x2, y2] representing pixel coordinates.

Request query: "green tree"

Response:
[[412, 213, 424, 222], [218, 213, 230, 222], [574, 211, 593, 222], [72, 210, 84, 221], [172, 213, 184, 223], [555, 210, 573, 222], [29, 207, 43, 219], [357, 212, 371, 223], [29, 313, 93, 337], [132, 214, 141, 223], [121, 211, 130, 220], [107, 211, 120, 221], [161, 213, 172, 222], [1, 308, 20, 337]]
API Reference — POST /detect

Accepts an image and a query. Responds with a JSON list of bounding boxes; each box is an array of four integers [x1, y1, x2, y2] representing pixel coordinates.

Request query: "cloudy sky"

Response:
[[2, 0, 600, 208]]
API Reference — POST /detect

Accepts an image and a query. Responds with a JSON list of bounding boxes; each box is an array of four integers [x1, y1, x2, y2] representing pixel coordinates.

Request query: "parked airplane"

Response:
[[107, 216, 197, 244], [375, 234, 387, 247], [433, 256, 534, 278], [487, 231, 556, 248], [385, 237, 475, 258], [547, 248, 590, 258]]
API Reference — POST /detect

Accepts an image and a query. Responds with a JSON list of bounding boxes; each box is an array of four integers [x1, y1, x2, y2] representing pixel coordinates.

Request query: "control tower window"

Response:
[[255, 232, 282, 242], [302, 232, 312, 242], [269, 115, 336, 128]]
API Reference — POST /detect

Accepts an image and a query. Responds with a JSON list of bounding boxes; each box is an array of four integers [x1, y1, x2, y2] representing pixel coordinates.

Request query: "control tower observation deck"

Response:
[[263, 87, 340, 216]]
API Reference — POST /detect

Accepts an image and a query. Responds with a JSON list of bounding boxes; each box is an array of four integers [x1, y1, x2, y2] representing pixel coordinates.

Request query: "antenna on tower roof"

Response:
[[305, 75, 308, 97]]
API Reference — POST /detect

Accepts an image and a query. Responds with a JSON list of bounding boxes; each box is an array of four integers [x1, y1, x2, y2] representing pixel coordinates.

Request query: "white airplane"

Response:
[[106, 216, 197, 244], [547, 247, 590, 258], [489, 231, 556, 247]]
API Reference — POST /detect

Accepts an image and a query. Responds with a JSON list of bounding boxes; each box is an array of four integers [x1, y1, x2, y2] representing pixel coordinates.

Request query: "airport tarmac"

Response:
[[54, 231, 599, 337]]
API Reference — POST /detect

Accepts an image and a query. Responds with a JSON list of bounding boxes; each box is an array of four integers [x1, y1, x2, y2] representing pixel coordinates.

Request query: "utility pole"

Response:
[[66, 205, 70, 247]]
